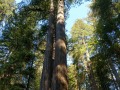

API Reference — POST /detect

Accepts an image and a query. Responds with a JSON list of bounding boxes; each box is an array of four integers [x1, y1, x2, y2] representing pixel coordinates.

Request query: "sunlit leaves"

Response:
[[0, 0, 15, 21]]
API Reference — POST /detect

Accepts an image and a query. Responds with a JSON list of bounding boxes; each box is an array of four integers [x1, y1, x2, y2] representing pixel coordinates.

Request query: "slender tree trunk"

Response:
[[40, 69, 44, 90], [40, 0, 54, 89], [108, 59, 120, 88], [108, 64, 119, 90], [26, 59, 34, 90], [52, 0, 68, 90], [76, 62, 80, 90], [82, 37, 98, 90], [26, 75, 30, 90], [87, 63, 98, 90]]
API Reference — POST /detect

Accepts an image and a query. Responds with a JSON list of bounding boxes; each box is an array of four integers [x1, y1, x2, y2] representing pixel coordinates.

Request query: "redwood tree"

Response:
[[40, 0, 55, 90], [52, 0, 68, 90]]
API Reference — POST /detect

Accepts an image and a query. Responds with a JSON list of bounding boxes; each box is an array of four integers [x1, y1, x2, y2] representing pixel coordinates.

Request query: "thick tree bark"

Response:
[[40, 0, 54, 90], [87, 63, 98, 90], [52, 0, 68, 90]]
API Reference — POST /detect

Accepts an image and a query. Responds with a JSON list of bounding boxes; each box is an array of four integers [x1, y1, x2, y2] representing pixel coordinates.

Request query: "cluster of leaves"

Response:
[[68, 18, 96, 89], [0, 0, 48, 89], [91, 0, 120, 89], [0, 0, 15, 21], [68, 0, 120, 90]]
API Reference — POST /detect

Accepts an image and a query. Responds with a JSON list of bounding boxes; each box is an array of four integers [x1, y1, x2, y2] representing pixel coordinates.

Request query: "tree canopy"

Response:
[[0, 0, 120, 90]]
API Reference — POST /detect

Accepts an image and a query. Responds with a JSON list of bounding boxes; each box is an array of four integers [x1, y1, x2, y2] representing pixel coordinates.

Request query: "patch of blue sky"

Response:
[[16, 0, 22, 3], [66, 1, 91, 65], [66, 1, 91, 38]]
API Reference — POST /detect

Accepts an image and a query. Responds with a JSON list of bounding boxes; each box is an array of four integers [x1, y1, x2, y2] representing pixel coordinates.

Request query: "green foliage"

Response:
[[0, 0, 15, 21], [3, 0, 120, 89], [68, 64, 78, 90], [90, 0, 120, 89], [70, 19, 94, 60], [0, 0, 47, 89], [68, 18, 95, 89]]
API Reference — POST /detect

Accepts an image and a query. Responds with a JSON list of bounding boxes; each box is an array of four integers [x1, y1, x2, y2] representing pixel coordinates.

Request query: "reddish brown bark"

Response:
[[40, 0, 54, 90], [52, 0, 68, 90]]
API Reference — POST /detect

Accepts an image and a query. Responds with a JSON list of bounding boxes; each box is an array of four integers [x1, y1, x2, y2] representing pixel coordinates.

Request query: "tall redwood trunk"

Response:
[[40, 0, 54, 89], [52, 0, 68, 90]]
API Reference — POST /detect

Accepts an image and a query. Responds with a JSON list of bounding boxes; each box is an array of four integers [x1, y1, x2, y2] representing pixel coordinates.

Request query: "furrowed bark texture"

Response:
[[52, 0, 68, 90], [40, 0, 54, 90]]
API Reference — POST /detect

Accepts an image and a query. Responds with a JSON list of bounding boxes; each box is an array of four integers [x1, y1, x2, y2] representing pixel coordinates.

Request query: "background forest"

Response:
[[0, 0, 120, 90]]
